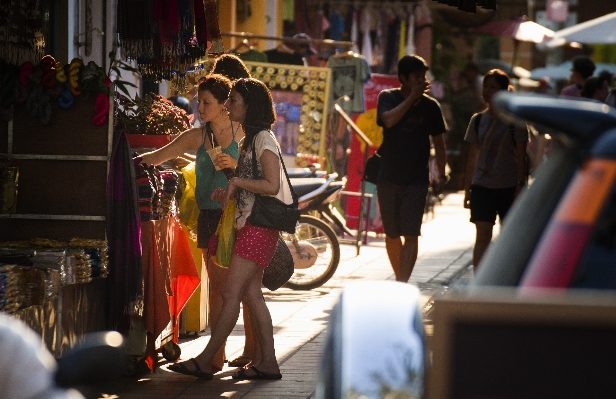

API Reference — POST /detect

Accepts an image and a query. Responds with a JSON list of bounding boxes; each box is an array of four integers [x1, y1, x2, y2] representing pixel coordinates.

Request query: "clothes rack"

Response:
[[220, 32, 355, 49]]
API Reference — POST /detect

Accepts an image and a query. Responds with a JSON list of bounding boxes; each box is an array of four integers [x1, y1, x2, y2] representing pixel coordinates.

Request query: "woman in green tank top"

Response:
[[138, 74, 245, 372]]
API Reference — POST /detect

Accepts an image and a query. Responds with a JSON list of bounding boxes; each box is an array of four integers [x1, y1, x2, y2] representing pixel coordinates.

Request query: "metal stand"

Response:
[[333, 104, 373, 256]]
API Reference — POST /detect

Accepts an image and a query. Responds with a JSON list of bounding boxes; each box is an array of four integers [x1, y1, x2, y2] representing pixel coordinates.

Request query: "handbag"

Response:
[[248, 134, 300, 234], [262, 235, 294, 290], [363, 150, 381, 184]]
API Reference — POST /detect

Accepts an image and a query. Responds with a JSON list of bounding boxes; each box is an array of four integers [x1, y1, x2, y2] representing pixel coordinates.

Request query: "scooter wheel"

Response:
[[283, 215, 340, 290]]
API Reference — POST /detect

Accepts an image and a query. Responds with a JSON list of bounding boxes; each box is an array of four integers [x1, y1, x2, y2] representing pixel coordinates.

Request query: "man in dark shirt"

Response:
[[376, 54, 448, 282]]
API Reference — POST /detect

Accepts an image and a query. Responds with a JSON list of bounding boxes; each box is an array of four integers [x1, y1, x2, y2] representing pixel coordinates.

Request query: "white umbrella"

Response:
[[547, 12, 616, 47], [530, 61, 616, 80], [471, 16, 554, 68]]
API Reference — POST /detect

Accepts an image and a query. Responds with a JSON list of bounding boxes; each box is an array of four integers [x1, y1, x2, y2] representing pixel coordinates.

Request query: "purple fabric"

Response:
[[106, 130, 144, 331]]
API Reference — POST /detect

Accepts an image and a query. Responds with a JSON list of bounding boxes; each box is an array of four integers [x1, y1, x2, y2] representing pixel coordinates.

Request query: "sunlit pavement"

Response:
[[97, 191, 475, 399]]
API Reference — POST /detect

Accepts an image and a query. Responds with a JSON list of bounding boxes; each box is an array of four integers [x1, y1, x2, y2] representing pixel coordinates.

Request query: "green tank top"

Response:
[[195, 123, 239, 210]]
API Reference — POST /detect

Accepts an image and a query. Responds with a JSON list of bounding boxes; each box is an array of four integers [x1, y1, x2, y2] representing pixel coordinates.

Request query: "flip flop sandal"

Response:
[[168, 358, 214, 380], [227, 355, 252, 367], [232, 365, 282, 380]]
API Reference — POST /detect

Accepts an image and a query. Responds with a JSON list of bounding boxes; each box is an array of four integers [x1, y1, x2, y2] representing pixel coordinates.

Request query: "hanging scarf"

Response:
[[0, 0, 48, 65]]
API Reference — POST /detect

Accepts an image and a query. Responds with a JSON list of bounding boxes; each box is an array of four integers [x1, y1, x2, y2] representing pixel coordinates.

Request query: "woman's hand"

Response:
[[463, 189, 471, 209], [213, 178, 238, 209], [214, 153, 236, 170], [210, 187, 225, 202]]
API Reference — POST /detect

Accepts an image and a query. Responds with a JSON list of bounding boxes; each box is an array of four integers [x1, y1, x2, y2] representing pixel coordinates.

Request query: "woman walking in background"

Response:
[[463, 69, 528, 270], [137, 74, 243, 372], [169, 78, 288, 380]]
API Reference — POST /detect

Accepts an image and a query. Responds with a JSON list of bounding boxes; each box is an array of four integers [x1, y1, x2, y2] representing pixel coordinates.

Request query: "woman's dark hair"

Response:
[[483, 69, 510, 91], [580, 76, 606, 99], [231, 78, 276, 150], [198, 74, 232, 104], [211, 54, 251, 80]]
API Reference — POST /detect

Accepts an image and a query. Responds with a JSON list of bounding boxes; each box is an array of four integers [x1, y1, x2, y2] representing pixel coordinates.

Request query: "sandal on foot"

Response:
[[168, 358, 213, 380], [232, 365, 282, 380], [227, 355, 252, 367]]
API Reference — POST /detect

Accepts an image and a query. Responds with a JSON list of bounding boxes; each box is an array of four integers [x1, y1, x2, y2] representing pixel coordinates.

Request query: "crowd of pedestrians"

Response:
[[133, 48, 615, 382]]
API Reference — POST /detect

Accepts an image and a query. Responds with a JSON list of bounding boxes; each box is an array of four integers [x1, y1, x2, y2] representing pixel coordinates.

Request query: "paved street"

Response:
[[97, 192, 476, 399]]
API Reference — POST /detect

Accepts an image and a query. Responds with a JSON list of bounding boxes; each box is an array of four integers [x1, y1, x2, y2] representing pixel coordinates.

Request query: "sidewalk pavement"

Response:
[[101, 191, 476, 399]]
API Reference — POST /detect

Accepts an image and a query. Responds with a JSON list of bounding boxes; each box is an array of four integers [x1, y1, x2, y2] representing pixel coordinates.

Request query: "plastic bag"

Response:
[[178, 162, 200, 241], [211, 199, 236, 268]]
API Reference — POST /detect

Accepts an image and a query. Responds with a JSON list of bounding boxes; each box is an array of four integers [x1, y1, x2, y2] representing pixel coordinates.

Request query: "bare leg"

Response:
[[203, 250, 227, 370], [399, 235, 419, 282], [228, 305, 256, 368], [243, 305, 261, 364], [186, 255, 278, 374], [473, 221, 493, 271], [240, 264, 278, 374], [385, 236, 403, 280]]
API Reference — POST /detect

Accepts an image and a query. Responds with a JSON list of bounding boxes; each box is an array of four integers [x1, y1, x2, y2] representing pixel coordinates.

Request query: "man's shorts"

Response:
[[197, 208, 222, 249], [377, 181, 428, 238], [469, 184, 516, 225]]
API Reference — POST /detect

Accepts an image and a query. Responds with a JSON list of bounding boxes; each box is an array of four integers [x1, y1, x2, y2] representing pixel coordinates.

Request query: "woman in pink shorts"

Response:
[[169, 78, 288, 380]]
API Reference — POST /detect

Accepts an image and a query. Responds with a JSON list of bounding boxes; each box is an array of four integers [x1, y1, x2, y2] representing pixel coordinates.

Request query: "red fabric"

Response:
[[344, 74, 399, 231], [154, 0, 180, 43], [141, 218, 200, 371]]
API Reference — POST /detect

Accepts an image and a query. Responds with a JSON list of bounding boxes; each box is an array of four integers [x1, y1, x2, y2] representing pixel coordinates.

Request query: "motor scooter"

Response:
[[0, 312, 125, 399], [282, 172, 350, 290]]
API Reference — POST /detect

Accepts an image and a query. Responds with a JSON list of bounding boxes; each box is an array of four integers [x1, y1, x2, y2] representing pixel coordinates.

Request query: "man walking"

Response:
[[375, 54, 448, 282]]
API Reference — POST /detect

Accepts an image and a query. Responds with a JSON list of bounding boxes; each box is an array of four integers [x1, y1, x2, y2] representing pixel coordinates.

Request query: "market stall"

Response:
[[0, 59, 200, 372]]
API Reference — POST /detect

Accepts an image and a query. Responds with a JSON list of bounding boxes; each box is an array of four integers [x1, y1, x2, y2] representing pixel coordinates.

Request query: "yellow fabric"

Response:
[[398, 20, 407, 61], [214, 199, 236, 268], [179, 162, 199, 241], [355, 108, 383, 152]]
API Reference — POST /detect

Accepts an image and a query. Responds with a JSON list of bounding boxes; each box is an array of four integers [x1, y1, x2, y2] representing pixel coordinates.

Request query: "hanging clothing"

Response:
[[406, 11, 416, 56], [0, 0, 48, 64], [232, 49, 268, 63], [106, 131, 144, 331], [360, 7, 373, 66], [350, 8, 359, 54], [327, 53, 371, 114], [329, 10, 344, 41], [398, 18, 407, 61], [264, 48, 305, 65]]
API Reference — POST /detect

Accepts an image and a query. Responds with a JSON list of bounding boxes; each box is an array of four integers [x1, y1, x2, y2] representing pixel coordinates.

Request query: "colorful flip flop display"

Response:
[[0, 55, 111, 126]]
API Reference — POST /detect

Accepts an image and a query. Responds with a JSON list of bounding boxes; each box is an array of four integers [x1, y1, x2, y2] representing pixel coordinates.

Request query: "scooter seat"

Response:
[[287, 168, 315, 178], [290, 177, 327, 197]]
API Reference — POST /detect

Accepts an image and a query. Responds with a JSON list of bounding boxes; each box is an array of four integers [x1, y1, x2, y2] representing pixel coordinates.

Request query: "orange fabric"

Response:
[[141, 218, 200, 371]]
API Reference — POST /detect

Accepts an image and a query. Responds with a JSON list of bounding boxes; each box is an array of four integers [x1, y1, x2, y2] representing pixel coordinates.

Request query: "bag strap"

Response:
[[250, 132, 298, 206]]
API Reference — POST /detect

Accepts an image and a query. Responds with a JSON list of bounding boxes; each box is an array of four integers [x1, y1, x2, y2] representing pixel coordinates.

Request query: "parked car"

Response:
[[472, 91, 616, 290], [316, 92, 616, 399]]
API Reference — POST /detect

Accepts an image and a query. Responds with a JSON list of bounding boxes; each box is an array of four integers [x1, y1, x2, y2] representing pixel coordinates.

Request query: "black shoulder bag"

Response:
[[363, 150, 381, 184], [248, 134, 300, 234]]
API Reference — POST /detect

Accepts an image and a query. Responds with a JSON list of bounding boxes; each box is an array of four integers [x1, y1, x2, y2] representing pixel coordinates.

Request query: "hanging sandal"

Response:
[[227, 355, 252, 367]]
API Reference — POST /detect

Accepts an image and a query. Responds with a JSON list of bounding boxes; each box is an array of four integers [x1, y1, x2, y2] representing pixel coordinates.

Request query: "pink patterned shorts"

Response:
[[233, 221, 279, 268]]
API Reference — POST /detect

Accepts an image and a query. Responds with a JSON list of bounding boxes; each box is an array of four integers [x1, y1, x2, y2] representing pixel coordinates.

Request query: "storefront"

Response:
[[0, 1, 204, 371]]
